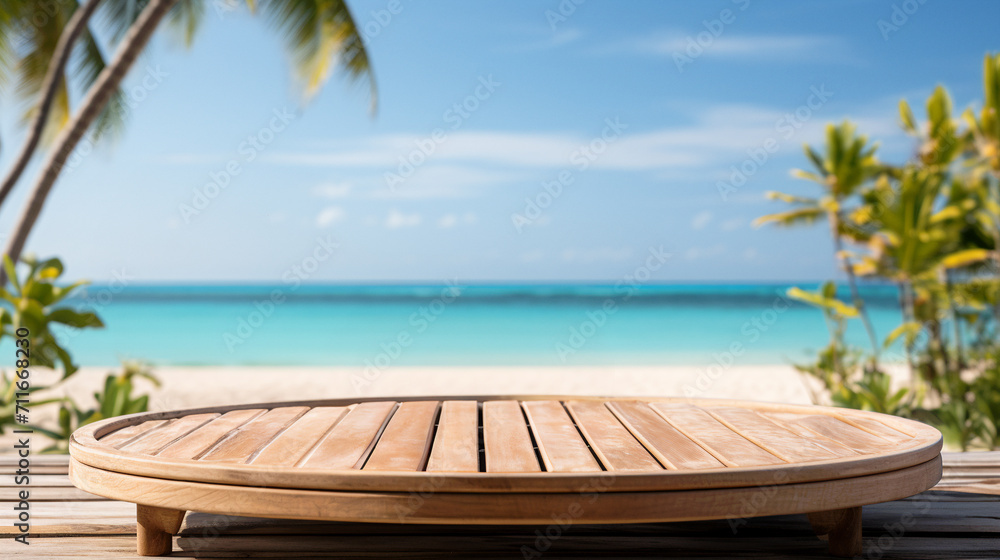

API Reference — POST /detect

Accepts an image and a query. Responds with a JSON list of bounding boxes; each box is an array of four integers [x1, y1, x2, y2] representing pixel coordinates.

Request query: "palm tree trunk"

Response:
[[831, 214, 881, 362], [0, 0, 179, 285], [0, 0, 104, 211]]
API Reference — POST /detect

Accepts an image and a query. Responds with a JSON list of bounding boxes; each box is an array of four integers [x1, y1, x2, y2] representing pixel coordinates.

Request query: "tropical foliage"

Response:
[[759, 53, 1000, 451], [0, 256, 159, 452]]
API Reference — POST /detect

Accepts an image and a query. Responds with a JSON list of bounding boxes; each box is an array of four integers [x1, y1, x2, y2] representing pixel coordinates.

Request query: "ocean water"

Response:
[[16, 283, 911, 368]]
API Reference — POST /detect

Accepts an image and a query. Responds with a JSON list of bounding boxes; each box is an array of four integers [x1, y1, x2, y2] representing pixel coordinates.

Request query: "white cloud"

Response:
[[684, 245, 726, 260], [315, 206, 345, 228], [616, 33, 847, 61], [438, 212, 479, 228], [372, 166, 526, 199], [691, 211, 713, 230], [438, 214, 458, 228], [721, 218, 745, 231], [386, 209, 421, 229], [312, 182, 353, 199]]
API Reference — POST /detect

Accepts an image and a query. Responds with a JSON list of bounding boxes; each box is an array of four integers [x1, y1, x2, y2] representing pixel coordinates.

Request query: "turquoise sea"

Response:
[[19, 283, 911, 368]]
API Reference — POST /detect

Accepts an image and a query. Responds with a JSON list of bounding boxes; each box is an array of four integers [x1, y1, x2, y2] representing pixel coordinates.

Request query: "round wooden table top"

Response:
[[69, 396, 942, 494]]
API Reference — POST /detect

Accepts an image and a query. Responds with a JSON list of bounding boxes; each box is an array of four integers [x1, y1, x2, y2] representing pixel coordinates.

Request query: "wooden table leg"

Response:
[[808, 506, 862, 557], [137, 504, 186, 556]]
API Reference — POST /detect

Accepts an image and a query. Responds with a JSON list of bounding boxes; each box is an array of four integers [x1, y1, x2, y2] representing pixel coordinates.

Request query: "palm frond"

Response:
[[753, 207, 825, 228], [258, 0, 377, 112]]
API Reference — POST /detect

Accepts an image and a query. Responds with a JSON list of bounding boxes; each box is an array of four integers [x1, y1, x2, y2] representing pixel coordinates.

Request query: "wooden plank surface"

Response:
[[250, 407, 351, 467], [768, 413, 895, 453], [608, 401, 724, 470], [565, 401, 662, 472], [426, 401, 480, 473], [156, 409, 265, 460], [651, 404, 785, 467], [705, 407, 844, 463], [842, 416, 915, 444], [199, 407, 309, 463], [482, 400, 540, 472], [116, 413, 220, 456], [98, 420, 168, 448], [522, 401, 601, 472], [765, 415, 860, 457], [300, 401, 397, 469], [364, 401, 440, 471]]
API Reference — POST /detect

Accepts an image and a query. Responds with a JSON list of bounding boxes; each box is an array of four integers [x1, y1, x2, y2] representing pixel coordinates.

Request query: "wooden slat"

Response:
[[565, 401, 662, 472], [364, 401, 440, 471], [249, 407, 351, 467], [117, 414, 220, 456], [841, 416, 914, 444], [522, 401, 600, 472], [767, 413, 893, 454], [156, 409, 265, 460], [199, 407, 309, 463], [765, 416, 859, 456], [706, 407, 843, 462], [426, 400, 480, 473], [98, 420, 169, 448], [482, 400, 540, 473], [608, 401, 723, 470], [301, 401, 397, 469], [651, 404, 784, 467]]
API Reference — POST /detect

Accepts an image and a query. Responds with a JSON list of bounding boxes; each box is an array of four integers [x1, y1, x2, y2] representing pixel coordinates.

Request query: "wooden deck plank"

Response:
[[767, 413, 894, 454], [705, 407, 844, 463], [364, 401, 440, 471], [250, 407, 351, 467], [97, 420, 168, 448], [6, 454, 1000, 560], [300, 401, 397, 469], [116, 413, 220, 456], [565, 401, 662, 472], [156, 409, 266, 460], [482, 400, 540, 473], [651, 404, 786, 467], [522, 401, 601, 472], [198, 407, 309, 463], [608, 401, 724, 470], [426, 400, 480, 473]]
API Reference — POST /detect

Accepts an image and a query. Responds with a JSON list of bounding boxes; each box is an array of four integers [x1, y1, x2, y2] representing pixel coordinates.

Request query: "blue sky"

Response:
[[0, 0, 997, 283]]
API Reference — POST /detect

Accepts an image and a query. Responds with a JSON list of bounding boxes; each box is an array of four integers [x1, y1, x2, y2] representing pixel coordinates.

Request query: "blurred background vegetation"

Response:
[[758, 53, 1000, 451]]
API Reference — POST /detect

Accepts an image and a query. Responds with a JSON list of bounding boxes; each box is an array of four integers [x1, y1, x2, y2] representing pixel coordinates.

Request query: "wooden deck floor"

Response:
[[3, 454, 999, 559]]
